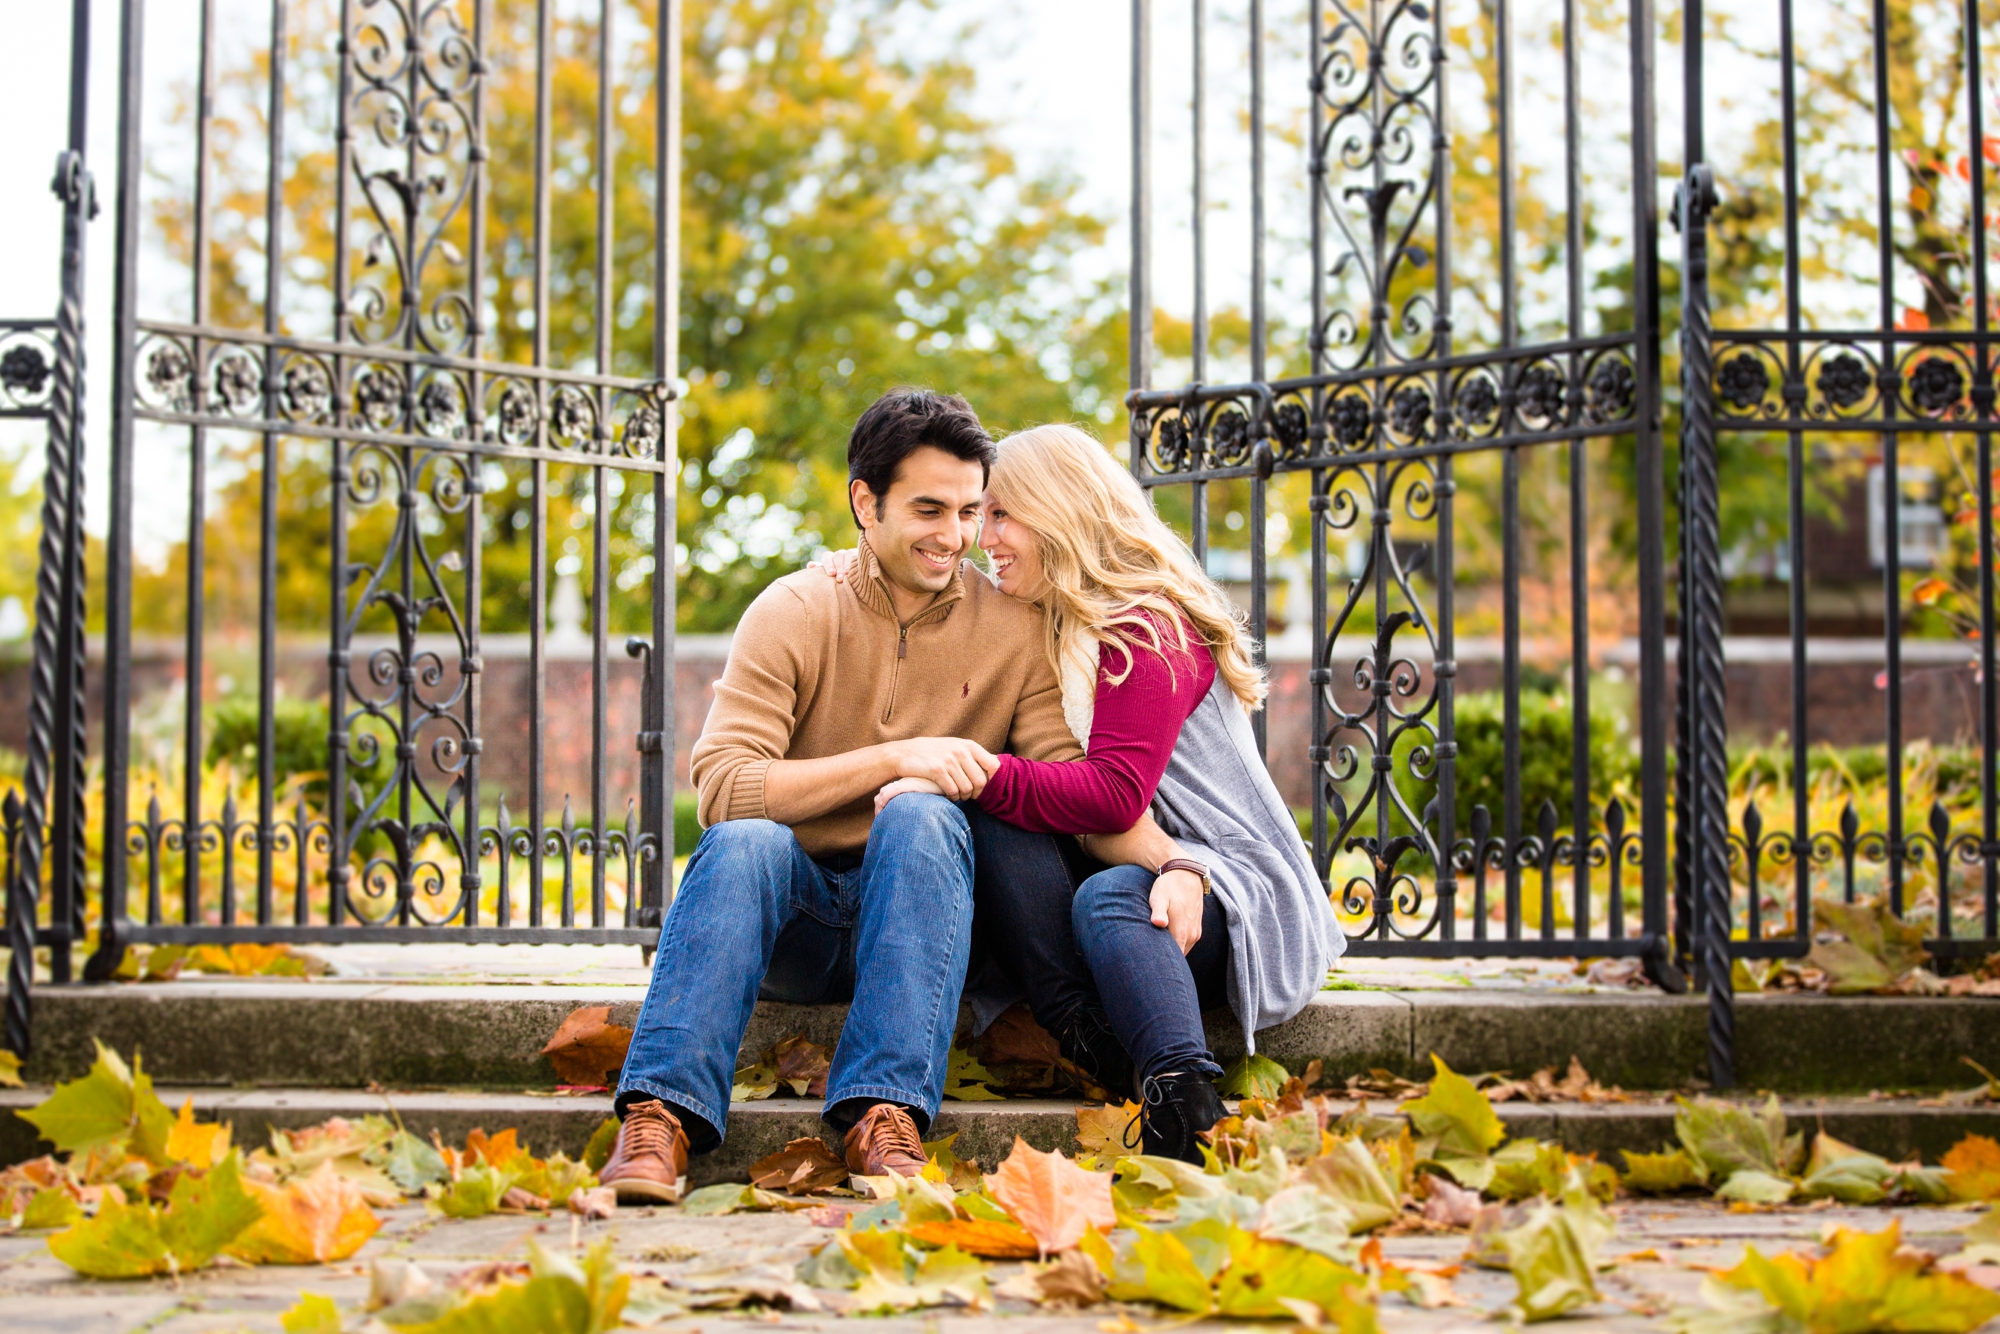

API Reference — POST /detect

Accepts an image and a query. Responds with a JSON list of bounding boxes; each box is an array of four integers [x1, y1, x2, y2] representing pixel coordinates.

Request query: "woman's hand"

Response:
[[1150, 867, 1205, 955], [875, 775, 946, 814], [806, 548, 860, 583]]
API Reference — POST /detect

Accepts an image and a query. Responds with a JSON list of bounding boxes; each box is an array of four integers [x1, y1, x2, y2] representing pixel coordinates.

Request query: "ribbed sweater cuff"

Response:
[[726, 760, 772, 821]]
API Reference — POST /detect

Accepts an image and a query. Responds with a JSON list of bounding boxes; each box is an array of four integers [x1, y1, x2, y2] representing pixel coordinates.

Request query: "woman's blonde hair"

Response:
[[987, 423, 1266, 711]]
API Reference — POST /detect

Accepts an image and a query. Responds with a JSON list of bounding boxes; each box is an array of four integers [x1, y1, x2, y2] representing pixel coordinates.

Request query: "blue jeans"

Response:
[[1072, 863, 1229, 1083], [616, 793, 974, 1152], [966, 806, 1228, 1084]]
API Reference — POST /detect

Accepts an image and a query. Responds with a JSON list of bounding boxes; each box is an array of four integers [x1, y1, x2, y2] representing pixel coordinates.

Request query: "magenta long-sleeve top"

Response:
[[977, 616, 1217, 834]]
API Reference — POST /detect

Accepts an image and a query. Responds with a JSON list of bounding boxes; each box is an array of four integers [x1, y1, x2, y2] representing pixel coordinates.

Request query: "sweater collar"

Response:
[[854, 534, 967, 624]]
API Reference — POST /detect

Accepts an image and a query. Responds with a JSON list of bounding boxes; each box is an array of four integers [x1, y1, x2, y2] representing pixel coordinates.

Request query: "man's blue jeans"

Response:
[[616, 793, 974, 1152]]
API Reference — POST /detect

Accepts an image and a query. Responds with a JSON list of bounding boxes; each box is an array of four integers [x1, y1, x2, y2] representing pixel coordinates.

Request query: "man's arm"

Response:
[[692, 584, 1000, 828], [763, 740, 997, 824]]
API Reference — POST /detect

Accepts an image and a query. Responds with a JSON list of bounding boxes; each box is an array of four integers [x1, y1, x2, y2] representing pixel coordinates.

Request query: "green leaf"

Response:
[[19, 1040, 148, 1158], [1696, 1221, 2000, 1334], [515, 1152, 595, 1203], [1431, 1153, 1497, 1192], [1495, 1199, 1602, 1322], [1487, 1140, 1571, 1202], [1797, 1133, 1897, 1205], [1299, 1137, 1401, 1232], [1254, 1186, 1356, 1262], [1216, 1054, 1290, 1100], [389, 1240, 628, 1334], [434, 1164, 519, 1219], [941, 1045, 1005, 1101], [1715, 1170, 1796, 1205], [377, 1130, 449, 1192], [20, 1186, 84, 1229], [839, 1230, 990, 1312], [1115, 1223, 1213, 1313], [1807, 897, 1929, 994], [47, 1152, 263, 1278], [281, 1293, 345, 1334], [1220, 1143, 1290, 1201], [1674, 1094, 1802, 1183], [1215, 1227, 1369, 1321], [581, 1119, 619, 1173], [1402, 1055, 1504, 1157], [1621, 1148, 1707, 1194], [679, 1183, 753, 1217]]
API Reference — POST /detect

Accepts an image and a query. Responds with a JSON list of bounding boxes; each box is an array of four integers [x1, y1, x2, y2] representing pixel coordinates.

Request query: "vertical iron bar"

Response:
[[649, 0, 682, 922], [530, 0, 552, 928], [1495, 0, 1522, 937], [89, 0, 147, 979], [1681, 0, 1733, 1084], [1563, 0, 1590, 940], [462, 0, 489, 929], [1129, 0, 1152, 475], [1431, 0, 1456, 938], [1248, 0, 1267, 759], [1970, 0, 1999, 942], [1307, 0, 1327, 884], [257, 0, 287, 927], [1872, 0, 1905, 919], [327, 0, 356, 927], [1781, 0, 1809, 949], [591, 0, 615, 928], [1189, 0, 1207, 568], [183, 0, 220, 930]]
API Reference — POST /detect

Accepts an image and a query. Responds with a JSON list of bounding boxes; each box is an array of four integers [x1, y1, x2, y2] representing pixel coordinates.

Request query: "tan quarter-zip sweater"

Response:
[[690, 538, 1083, 857]]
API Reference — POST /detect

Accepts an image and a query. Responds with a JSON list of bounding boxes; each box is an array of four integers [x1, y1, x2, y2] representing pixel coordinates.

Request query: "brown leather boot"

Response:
[[842, 1103, 928, 1178], [600, 1100, 689, 1203]]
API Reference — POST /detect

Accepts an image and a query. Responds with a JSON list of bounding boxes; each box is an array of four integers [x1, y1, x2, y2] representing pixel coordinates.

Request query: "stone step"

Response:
[[17, 980, 2000, 1094], [7, 1086, 1999, 1184]]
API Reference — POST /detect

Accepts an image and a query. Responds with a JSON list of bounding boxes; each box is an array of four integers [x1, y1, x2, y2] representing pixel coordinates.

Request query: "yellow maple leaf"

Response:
[[164, 1099, 232, 1168], [1944, 1134, 2000, 1202], [229, 1161, 382, 1265], [986, 1137, 1115, 1256], [1075, 1103, 1140, 1158]]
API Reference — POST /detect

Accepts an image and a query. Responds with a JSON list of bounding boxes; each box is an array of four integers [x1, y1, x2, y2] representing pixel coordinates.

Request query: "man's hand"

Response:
[[1150, 868, 1205, 955], [888, 737, 999, 800], [875, 775, 945, 813]]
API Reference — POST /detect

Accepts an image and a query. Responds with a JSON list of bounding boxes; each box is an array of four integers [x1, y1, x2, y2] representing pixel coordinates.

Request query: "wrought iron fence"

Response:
[[1124, 0, 2000, 1087], [8, 0, 2000, 1092]]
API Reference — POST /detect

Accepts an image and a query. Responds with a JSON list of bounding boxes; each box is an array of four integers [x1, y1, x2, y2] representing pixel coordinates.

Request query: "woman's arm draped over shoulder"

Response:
[[977, 625, 1216, 835]]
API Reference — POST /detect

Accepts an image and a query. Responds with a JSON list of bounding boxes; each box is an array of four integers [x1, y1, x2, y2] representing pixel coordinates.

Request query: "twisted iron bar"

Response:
[[1679, 164, 1735, 1088], [3, 793, 26, 1057]]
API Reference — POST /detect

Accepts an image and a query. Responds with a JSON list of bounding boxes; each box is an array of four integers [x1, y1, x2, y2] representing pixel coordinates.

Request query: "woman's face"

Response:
[[978, 492, 1048, 600]]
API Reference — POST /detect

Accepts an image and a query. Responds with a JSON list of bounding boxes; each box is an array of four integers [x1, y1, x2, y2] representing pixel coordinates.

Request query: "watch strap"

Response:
[[1158, 857, 1212, 894]]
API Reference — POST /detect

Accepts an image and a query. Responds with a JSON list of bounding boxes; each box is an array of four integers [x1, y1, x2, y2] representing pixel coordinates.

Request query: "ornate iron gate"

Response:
[[1126, 0, 1673, 972], [41, 0, 684, 980]]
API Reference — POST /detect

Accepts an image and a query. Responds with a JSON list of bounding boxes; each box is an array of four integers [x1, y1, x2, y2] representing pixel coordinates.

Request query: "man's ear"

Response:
[[850, 478, 879, 531]]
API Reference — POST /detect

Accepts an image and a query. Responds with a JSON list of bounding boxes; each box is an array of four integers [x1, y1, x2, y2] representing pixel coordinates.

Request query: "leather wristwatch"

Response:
[[1157, 857, 1212, 894]]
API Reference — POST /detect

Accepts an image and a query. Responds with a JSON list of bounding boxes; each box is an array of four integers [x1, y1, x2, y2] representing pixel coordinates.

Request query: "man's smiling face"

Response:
[[851, 444, 987, 608]]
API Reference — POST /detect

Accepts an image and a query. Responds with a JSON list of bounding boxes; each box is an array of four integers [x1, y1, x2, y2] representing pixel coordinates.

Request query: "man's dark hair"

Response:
[[846, 388, 995, 524]]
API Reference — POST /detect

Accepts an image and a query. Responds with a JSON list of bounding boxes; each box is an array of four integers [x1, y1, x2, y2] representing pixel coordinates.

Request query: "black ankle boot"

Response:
[[1140, 1070, 1225, 1164], [1056, 1007, 1136, 1103]]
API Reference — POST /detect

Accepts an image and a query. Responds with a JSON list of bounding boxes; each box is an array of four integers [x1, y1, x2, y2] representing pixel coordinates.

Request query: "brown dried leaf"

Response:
[[1419, 1175, 1484, 1230], [769, 1036, 833, 1097], [566, 1185, 616, 1219], [972, 1003, 1062, 1068], [996, 1247, 1109, 1306], [540, 1006, 633, 1087], [748, 1137, 850, 1195], [986, 1137, 1115, 1255]]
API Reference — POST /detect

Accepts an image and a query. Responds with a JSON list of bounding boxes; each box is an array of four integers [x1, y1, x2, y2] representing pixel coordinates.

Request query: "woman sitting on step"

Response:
[[821, 423, 1341, 1162]]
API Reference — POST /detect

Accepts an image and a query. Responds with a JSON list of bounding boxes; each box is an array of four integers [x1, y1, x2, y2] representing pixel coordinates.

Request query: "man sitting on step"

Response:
[[600, 388, 1082, 1200]]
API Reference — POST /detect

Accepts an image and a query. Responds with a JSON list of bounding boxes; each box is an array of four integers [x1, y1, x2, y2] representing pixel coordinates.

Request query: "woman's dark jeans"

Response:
[[967, 805, 1228, 1083]]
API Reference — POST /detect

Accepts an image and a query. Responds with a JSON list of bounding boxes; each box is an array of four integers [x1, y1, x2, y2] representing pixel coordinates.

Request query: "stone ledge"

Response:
[[9, 1087, 1999, 1182], [15, 982, 2000, 1094]]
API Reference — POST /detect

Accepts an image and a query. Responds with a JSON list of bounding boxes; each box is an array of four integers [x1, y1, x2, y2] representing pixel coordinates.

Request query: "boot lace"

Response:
[[865, 1106, 925, 1163], [624, 1105, 677, 1160]]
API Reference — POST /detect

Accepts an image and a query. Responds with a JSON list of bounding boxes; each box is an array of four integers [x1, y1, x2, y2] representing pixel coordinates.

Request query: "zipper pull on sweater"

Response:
[[898, 630, 908, 658]]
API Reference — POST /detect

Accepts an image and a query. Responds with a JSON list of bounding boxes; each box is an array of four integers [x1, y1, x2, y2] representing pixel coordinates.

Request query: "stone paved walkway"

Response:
[[2, 1197, 1989, 1333]]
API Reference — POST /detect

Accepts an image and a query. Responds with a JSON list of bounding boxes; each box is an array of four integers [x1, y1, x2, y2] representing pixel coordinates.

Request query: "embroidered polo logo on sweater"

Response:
[[960, 681, 970, 699]]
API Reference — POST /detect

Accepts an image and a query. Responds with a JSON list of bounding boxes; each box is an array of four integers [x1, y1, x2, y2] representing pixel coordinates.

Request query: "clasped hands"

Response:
[[871, 740, 1206, 957]]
